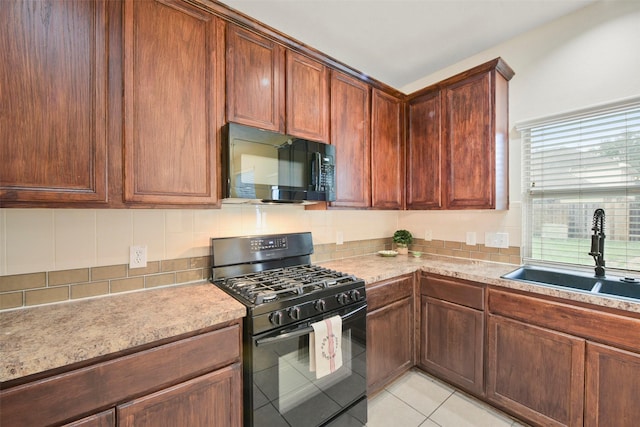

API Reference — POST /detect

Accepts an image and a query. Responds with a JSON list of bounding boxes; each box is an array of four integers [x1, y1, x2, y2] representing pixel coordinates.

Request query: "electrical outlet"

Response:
[[130, 245, 147, 269], [424, 230, 433, 241], [495, 232, 509, 249], [466, 231, 477, 246], [336, 231, 344, 245]]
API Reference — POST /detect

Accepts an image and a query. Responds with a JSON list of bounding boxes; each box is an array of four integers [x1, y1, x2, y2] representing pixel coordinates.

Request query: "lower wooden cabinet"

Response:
[[366, 274, 414, 394], [487, 314, 585, 427], [418, 274, 485, 396], [118, 364, 241, 427], [63, 410, 115, 427], [585, 342, 640, 427]]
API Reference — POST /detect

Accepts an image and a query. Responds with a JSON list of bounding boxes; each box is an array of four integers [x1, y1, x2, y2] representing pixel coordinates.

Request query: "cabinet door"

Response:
[[420, 296, 484, 396], [487, 315, 585, 427], [367, 275, 414, 394], [407, 91, 442, 209], [330, 71, 371, 208], [118, 363, 242, 427], [442, 72, 494, 209], [123, 0, 223, 205], [1, 0, 108, 204], [585, 342, 640, 427], [63, 410, 115, 427], [227, 24, 285, 132], [286, 51, 329, 142], [371, 89, 404, 209]]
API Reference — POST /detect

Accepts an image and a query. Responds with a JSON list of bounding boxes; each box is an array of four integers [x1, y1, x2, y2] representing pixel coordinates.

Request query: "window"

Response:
[[519, 99, 640, 273]]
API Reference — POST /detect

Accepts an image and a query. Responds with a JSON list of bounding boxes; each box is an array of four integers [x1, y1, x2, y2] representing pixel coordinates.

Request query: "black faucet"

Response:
[[589, 208, 606, 277]]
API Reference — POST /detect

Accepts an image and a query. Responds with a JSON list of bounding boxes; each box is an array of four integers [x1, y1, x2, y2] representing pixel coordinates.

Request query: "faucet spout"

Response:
[[588, 208, 606, 277]]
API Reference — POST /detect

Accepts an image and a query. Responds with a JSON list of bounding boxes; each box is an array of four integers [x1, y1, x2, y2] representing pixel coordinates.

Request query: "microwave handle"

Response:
[[311, 152, 321, 191], [255, 303, 366, 347]]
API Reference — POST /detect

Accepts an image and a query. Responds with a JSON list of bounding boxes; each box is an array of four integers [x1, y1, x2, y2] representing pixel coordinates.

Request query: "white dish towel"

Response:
[[309, 315, 343, 379]]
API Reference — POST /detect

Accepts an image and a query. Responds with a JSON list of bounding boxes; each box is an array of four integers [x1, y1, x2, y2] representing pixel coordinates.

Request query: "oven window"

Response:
[[251, 314, 366, 427]]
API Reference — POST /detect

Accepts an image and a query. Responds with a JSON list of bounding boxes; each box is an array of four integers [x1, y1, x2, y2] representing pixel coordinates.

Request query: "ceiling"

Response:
[[221, 0, 597, 90]]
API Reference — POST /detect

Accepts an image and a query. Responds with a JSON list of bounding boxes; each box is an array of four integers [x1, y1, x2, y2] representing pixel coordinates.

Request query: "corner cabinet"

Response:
[[0, 0, 110, 205], [418, 273, 485, 396], [122, 0, 224, 205], [226, 23, 285, 133], [371, 89, 405, 209], [407, 58, 514, 210], [366, 274, 415, 394], [330, 71, 371, 208], [0, 323, 242, 427]]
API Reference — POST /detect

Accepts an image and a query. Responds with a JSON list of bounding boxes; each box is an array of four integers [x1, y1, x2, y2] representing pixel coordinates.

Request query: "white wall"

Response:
[[2, 0, 639, 276], [398, 0, 640, 247]]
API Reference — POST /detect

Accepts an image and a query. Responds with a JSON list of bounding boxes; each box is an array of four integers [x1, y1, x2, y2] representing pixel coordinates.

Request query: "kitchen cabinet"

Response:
[[226, 23, 285, 132], [487, 314, 585, 427], [63, 410, 115, 427], [122, 0, 224, 205], [418, 274, 485, 396], [371, 89, 405, 209], [0, 0, 110, 205], [286, 50, 330, 142], [585, 342, 640, 427], [367, 274, 415, 394], [330, 71, 371, 208], [407, 58, 513, 210], [0, 323, 242, 427]]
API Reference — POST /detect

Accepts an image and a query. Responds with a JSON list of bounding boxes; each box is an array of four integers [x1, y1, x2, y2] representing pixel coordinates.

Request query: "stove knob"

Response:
[[350, 289, 361, 301], [337, 293, 349, 305], [315, 299, 327, 312], [269, 311, 284, 326], [288, 306, 301, 320]]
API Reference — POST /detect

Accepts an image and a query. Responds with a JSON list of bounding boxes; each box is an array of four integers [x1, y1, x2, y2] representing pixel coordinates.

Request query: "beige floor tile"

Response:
[[419, 419, 442, 427], [386, 370, 454, 417], [367, 389, 426, 427], [429, 392, 513, 427]]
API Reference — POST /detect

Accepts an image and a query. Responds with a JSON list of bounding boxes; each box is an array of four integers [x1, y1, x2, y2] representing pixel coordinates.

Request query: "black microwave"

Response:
[[221, 123, 336, 204]]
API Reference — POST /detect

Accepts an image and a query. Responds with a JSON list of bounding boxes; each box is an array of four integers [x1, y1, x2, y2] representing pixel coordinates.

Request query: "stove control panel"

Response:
[[250, 236, 287, 252]]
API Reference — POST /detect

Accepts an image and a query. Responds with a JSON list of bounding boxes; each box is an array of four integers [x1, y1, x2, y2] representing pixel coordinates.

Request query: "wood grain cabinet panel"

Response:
[[286, 51, 329, 142], [226, 23, 285, 132], [118, 364, 242, 427], [487, 314, 585, 427], [330, 71, 371, 208], [0, 0, 109, 204], [585, 342, 640, 427], [62, 410, 115, 427], [367, 275, 414, 394], [371, 89, 404, 209], [123, 0, 223, 205]]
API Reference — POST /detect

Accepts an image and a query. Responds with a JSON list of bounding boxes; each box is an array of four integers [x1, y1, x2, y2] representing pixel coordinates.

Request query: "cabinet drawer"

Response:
[[0, 324, 241, 427], [367, 275, 413, 312], [421, 274, 484, 310]]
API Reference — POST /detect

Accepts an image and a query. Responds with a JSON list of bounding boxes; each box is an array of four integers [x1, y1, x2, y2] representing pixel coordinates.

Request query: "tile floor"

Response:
[[367, 369, 528, 427]]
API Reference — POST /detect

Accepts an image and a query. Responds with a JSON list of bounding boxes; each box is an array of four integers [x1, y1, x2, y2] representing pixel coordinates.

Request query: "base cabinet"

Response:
[[487, 314, 585, 427], [585, 342, 640, 427], [63, 410, 115, 427], [366, 275, 414, 394], [418, 274, 485, 396]]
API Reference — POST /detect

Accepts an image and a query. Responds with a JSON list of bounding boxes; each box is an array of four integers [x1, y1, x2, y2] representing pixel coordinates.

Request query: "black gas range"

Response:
[[210, 232, 367, 427]]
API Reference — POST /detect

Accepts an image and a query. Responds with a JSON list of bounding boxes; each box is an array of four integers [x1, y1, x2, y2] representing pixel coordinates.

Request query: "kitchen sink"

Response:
[[502, 265, 640, 301]]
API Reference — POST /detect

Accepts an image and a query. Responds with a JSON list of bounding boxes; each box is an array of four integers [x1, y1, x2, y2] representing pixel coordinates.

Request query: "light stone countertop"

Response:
[[0, 283, 245, 383], [320, 253, 640, 315]]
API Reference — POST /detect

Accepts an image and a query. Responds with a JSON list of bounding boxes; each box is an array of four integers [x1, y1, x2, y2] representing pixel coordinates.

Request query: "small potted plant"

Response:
[[393, 229, 413, 255]]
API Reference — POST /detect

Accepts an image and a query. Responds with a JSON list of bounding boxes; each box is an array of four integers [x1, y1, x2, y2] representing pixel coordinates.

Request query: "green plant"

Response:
[[393, 229, 413, 246]]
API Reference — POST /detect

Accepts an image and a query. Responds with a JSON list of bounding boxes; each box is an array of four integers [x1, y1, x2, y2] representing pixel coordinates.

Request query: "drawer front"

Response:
[[0, 323, 241, 427], [367, 274, 413, 312], [421, 274, 484, 310]]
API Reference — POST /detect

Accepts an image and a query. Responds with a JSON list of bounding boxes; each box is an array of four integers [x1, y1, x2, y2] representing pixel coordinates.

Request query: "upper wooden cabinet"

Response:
[[0, 0, 109, 204], [226, 24, 285, 133], [122, 0, 224, 205], [371, 89, 405, 209], [330, 71, 371, 208], [407, 58, 514, 210], [286, 51, 330, 142]]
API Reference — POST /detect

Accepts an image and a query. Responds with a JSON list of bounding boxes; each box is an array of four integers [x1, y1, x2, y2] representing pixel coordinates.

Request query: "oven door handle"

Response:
[[255, 303, 366, 347]]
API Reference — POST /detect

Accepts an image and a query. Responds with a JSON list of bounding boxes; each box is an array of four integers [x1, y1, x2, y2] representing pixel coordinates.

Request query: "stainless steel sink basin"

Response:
[[501, 265, 640, 301]]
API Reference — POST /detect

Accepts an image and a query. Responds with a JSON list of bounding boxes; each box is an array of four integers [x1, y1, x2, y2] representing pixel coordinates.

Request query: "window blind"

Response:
[[519, 98, 640, 273]]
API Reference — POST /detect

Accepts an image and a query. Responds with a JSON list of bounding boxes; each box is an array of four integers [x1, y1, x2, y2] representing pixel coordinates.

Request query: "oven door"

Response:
[[248, 303, 367, 427]]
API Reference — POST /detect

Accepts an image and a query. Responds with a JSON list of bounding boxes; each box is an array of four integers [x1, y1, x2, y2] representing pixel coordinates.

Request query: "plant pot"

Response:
[[396, 245, 408, 255]]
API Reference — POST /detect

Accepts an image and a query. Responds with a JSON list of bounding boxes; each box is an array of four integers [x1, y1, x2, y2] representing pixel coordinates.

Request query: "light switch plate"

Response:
[[466, 232, 477, 246], [336, 231, 344, 245], [424, 230, 433, 241]]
